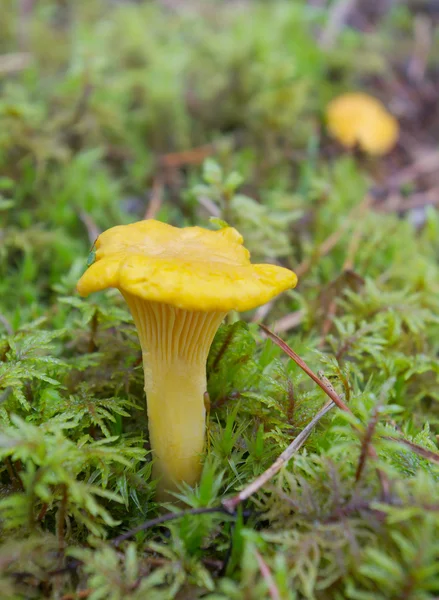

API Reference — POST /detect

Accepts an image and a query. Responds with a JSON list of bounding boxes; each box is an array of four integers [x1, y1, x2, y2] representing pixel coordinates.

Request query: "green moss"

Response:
[[1, 1, 439, 598]]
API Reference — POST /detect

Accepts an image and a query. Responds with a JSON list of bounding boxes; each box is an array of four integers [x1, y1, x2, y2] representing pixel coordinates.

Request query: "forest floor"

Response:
[[1, 1, 439, 599]]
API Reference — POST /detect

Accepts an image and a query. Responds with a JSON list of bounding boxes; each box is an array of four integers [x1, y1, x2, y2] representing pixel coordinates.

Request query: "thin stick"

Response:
[[387, 150, 439, 188], [252, 300, 275, 324], [295, 195, 371, 278], [111, 506, 226, 546], [272, 309, 305, 333], [0, 52, 31, 75], [60, 591, 91, 600], [295, 226, 348, 278], [222, 400, 335, 512], [260, 325, 393, 499], [382, 436, 439, 464], [159, 144, 214, 168], [376, 188, 439, 213], [260, 324, 350, 413], [197, 194, 221, 217], [254, 549, 282, 600], [144, 176, 164, 220], [355, 402, 381, 482], [79, 211, 100, 245]]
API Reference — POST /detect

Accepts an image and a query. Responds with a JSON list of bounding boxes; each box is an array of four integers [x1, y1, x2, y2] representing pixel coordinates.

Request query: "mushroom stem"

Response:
[[123, 292, 226, 498]]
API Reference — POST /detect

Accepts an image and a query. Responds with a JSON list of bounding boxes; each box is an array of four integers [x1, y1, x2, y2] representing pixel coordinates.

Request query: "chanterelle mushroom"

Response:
[[326, 92, 399, 156], [77, 220, 297, 498]]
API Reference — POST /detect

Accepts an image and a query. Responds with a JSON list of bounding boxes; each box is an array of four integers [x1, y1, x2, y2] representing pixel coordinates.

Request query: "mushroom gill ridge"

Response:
[[123, 292, 226, 495]]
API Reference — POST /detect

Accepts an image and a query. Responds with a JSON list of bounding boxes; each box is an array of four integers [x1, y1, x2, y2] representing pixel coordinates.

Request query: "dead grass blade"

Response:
[[222, 400, 335, 512], [260, 324, 350, 412]]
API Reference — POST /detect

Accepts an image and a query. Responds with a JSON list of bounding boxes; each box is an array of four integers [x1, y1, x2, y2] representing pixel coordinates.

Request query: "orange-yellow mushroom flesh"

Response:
[[326, 92, 399, 156], [124, 293, 226, 494], [77, 220, 297, 499]]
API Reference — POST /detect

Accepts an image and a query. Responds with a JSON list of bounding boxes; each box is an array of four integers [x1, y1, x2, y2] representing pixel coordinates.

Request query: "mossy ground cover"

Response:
[[1, 1, 439, 598]]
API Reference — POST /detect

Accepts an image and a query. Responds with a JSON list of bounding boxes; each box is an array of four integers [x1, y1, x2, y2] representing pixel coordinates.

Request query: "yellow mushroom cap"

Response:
[[326, 92, 399, 155], [77, 220, 297, 312]]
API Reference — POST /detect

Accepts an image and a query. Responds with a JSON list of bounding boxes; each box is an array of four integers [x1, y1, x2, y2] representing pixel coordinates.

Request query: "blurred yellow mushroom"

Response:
[[77, 220, 297, 499], [326, 92, 399, 155]]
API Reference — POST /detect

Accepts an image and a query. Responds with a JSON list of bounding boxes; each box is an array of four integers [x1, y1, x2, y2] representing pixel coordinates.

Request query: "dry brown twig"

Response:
[[144, 176, 164, 220], [252, 300, 275, 324], [295, 195, 372, 279], [355, 401, 382, 483], [254, 549, 282, 600], [144, 144, 217, 220], [254, 325, 392, 501], [376, 188, 439, 213], [79, 211, 100, 245], [260, 325, 350, 412], [111, 506, 226, 546], [159, 144, 214, 168], [382, 436, 439, 464], [295, 227, 346, 279], [197, 194, 221, 217], [221, 340, 346, 514], [60, 591, 90, 600], [0, 52, 32, 75], [387, 149, 439, 188], [272, 309, 305, 334], [222, 399, 335, 512]]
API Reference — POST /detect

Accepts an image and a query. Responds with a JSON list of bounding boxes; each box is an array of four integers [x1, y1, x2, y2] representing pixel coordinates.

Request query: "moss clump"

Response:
[[1, 1, 439, 598]]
